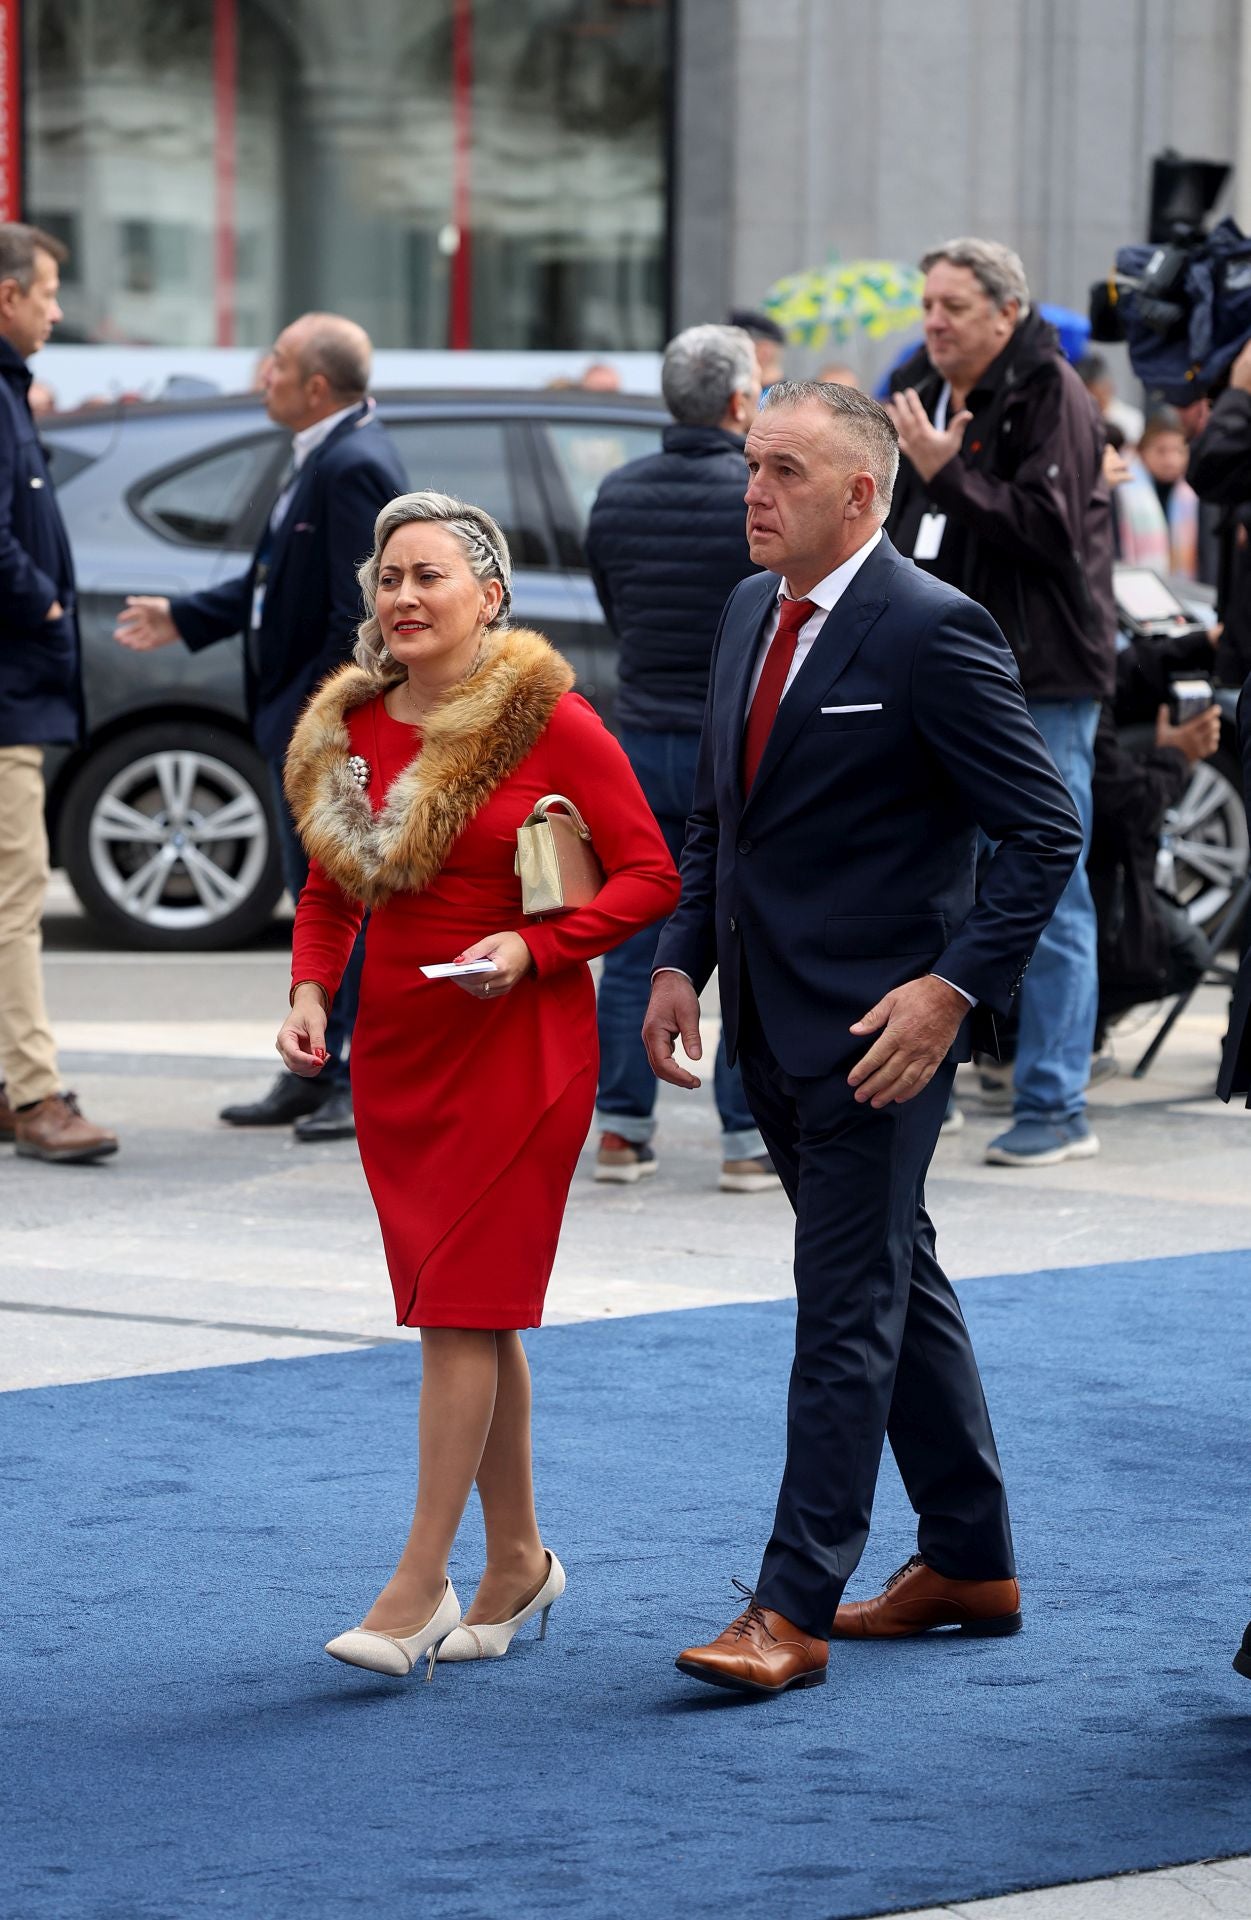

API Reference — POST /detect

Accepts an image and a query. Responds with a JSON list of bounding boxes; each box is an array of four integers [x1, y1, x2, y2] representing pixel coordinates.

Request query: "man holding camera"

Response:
[[1188, 338, 1251, 688], [885, 237, 1117, 1167]]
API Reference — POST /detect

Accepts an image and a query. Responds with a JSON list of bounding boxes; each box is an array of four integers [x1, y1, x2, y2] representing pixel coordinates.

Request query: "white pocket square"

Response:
[[820, 702, 884, 714]]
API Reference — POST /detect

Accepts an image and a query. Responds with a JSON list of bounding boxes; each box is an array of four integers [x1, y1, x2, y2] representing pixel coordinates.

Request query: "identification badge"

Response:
[[914, 512, 947, 561]]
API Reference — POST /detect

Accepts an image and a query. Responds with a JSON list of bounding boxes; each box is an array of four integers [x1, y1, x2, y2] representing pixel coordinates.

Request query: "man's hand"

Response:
[[45, 599, 63, 620], [642, 970, 704, 1090], [1156, 701, 1221, 764], [885, 388, 973, 486], [1229, 338, 1251, 394], [847, 975, 969, 1108], [115, 595, 179, 651]]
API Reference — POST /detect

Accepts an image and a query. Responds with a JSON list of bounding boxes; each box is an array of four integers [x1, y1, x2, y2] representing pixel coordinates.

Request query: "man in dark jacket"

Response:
[[0, 224, 117, 1164], [116, 314, 406, 1139], [585, 322, 774, 1191], [1188, 337, 1251, 687], [885, 237, 1117, 1167]]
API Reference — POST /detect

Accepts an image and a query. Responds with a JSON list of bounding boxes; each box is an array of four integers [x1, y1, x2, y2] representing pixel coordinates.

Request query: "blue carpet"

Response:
[[4, 1251, 1251, 1920]]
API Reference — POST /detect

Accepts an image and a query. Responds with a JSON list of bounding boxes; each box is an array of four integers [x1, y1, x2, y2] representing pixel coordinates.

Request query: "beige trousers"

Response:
[[0, 744, 59, 1106]]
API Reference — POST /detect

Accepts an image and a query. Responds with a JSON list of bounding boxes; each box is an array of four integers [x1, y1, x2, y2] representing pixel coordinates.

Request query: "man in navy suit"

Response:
[[115, 313, 406, 1139], [644, 382, 1083, 1696]]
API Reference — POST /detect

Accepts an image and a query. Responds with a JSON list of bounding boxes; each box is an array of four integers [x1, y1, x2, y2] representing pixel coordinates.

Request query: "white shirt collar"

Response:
[[292, 402, 361, 469], [779, 527, 883, 612]]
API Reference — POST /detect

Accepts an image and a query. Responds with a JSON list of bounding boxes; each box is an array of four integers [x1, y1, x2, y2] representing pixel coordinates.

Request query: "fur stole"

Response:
[[283, 628, 574, 906]]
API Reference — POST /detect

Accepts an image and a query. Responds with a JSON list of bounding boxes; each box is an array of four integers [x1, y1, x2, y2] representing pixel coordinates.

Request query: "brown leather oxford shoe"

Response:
[[676, 1588, 828, 1697], [833, 1553, 1021, 1639]]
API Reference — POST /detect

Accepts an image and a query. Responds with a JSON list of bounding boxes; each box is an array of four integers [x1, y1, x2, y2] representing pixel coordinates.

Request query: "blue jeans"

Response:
[[595, 727, 762, 1158], [269, 761, 364, 1092], [1012, 699, 1100, 1124]]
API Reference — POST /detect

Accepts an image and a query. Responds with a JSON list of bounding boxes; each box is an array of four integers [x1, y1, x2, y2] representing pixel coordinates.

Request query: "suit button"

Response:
[[737, 838, 752, 855]]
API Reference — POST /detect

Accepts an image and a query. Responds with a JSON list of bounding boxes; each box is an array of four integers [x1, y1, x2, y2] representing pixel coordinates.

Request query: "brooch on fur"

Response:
[[347, 754, 371, 791]]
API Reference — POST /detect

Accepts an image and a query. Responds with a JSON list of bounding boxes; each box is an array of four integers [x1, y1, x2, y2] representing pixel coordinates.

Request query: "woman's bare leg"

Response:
[[462, 1331, 550, 1624], [361, 1326, 498, 1633]]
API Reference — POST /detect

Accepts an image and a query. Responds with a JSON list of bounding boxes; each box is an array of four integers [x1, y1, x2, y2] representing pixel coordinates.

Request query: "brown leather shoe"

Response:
[[833, 1553, 1021, 1639], [0, 1083, 14, 1142], [676, 1584, 828, 1697], [14, 1092, 119, 1165]]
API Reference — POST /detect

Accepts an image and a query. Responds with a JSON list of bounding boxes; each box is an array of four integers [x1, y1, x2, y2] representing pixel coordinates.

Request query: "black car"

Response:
[[40, 388, 666, 949]]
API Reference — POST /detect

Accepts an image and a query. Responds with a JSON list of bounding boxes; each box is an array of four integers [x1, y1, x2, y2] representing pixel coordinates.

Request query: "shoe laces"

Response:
[[726, 1576, 776, 1643], [53, 1091, 84, 1117], [883, 1552, 926, 1594]]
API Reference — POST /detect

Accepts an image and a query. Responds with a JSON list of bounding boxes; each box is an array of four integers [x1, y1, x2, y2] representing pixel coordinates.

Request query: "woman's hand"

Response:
[[452, 931, 534, 1000], [276, 983, 330, 1075]]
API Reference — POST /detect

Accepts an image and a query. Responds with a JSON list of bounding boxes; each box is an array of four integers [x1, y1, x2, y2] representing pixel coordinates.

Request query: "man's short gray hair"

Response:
[[294, 312, 372, 399], [661, 324, 758, 427], [920, 237, 1031, 317], [355, 490, 513, 677], [761, 381, 900, 518], [0, 222, 68, 291]]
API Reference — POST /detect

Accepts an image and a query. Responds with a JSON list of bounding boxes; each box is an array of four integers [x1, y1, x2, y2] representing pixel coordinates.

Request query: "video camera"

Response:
[[1089, 151, 1251, 403]]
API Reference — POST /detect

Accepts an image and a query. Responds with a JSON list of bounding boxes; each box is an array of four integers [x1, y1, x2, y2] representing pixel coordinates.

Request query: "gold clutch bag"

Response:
[[515, 794, 605, 917]]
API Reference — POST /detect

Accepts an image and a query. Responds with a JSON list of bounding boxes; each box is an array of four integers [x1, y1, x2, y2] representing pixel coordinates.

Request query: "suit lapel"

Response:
[[723, 575, 782, 806], [743, 536, 895, 809], [266, 404, 368, 584]]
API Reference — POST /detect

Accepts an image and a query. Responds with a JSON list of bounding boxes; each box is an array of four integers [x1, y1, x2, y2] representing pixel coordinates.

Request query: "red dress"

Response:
[[291, 690, 680, 1329]]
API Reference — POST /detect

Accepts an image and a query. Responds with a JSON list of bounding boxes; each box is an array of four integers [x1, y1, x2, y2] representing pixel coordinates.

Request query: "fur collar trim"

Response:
[[283, 628, 574, 906]]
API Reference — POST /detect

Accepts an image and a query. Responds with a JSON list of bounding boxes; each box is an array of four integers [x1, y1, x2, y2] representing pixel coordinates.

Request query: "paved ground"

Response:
[[4, 877, 1250, 1917]]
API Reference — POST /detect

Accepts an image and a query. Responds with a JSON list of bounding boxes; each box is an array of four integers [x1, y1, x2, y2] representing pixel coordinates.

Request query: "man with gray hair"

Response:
[[584, 322, 775, 1192], [115, 313, 406, 1139], [884, 237, 1116, 1167]]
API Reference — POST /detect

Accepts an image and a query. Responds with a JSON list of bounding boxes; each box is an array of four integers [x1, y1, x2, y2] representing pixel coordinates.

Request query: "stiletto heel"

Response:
[[437, 1551, 566, 1663], [325, 1579, 461, 1679]]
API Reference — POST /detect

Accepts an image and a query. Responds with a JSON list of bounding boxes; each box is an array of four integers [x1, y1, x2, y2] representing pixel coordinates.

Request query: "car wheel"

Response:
[[1156, 747, 1250, 938], [58, 722, 284, 950]]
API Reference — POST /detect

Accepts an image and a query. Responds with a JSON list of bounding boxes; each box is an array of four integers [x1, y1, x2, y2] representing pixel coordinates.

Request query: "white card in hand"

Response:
[[419, 959, 499, 979], [914, 511, 947, 560]]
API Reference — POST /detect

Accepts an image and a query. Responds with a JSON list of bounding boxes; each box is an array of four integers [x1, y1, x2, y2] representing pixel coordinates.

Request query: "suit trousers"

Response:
[[0, 746, 59, 1108], [740, 1010, 1016, 1637]]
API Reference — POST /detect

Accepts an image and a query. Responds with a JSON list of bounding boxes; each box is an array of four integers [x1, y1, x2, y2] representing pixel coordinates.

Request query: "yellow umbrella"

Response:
[[763, 259, 924, 346]]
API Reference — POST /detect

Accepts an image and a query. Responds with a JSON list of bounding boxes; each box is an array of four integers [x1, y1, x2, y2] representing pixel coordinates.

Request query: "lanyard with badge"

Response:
[[913, 383, 950, 562]]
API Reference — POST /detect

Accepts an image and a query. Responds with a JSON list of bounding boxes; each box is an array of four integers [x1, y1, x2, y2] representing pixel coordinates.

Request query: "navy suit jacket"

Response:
[[170, 404, 406, 763], [652, 533, 1085, 1076], [0, 339, 81, 748]]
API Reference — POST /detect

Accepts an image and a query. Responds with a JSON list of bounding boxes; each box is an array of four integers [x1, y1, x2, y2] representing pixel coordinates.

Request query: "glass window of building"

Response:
[[22, 0, 672, 352]]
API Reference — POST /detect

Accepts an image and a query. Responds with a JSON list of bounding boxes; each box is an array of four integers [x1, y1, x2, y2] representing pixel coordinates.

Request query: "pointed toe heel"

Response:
[[325, 1579, 461, 1680], [437, 1551, 566, 1663]]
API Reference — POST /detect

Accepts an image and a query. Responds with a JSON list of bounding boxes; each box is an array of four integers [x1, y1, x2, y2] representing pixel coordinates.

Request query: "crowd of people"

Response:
[[1, 216, 1249, 1690]]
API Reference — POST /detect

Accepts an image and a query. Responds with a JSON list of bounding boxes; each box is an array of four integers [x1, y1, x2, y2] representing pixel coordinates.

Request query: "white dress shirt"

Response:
[[746, 527, 883, 708]]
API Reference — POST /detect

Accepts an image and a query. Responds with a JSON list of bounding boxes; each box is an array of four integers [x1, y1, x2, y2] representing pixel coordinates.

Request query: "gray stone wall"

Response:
[[673, 0, 1244, 383]]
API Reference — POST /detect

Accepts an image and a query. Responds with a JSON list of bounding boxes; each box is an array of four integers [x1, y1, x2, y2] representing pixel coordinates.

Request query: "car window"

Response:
[[386, 418, 549, 567], [132, 438, 280, 548], [41, 442, 98, 489], [542, 421, 663, 535]]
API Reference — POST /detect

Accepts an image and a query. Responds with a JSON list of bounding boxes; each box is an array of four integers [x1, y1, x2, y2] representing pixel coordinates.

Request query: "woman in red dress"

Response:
[[275, 490, 679, 1680]]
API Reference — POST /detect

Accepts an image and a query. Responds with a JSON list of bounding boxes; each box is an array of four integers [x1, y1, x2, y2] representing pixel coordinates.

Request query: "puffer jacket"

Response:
[[885, 312, 1117, 703], [585, 423, 759, 731]]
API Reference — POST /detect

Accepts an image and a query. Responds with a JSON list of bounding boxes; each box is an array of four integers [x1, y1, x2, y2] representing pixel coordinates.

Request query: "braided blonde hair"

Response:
[[354, 490, 513, 679]]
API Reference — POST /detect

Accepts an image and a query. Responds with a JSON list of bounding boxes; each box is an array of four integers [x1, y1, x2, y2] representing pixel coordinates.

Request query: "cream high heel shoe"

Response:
[[325, 1579, 461, 1680], [437, 1552, 565, 1662]]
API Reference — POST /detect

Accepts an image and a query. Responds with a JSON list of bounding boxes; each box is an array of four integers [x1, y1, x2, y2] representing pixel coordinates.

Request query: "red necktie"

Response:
[[741, 597, 815, 792]]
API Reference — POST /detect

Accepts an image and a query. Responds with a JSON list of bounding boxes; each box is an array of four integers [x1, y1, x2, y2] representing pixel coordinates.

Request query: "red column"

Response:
[[213, 0, 237, 346], [449, 0, 473, 349], [0, 0, 22, 221]]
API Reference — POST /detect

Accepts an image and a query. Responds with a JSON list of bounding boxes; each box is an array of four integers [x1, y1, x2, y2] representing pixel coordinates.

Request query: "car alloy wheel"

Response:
[[86, 746, 272, 936], [1157, 752, 1250, 934]]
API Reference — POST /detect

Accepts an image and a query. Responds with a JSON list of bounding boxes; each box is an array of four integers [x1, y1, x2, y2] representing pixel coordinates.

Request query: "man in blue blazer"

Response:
[[645, 382, 1083, 1696], [116, 314, 406, 1137]]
